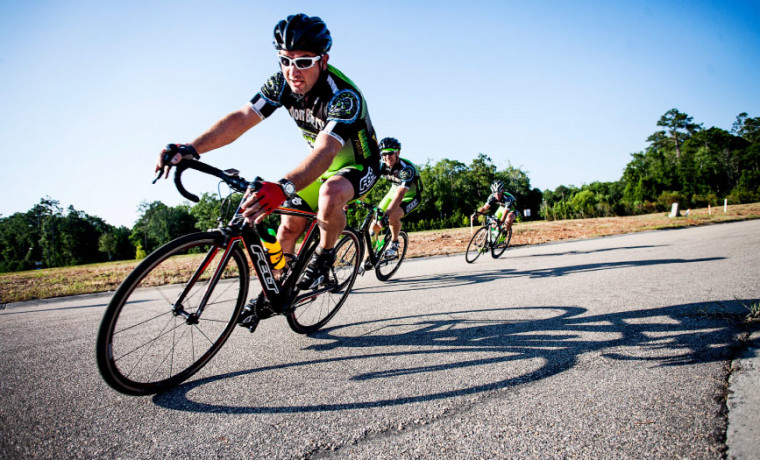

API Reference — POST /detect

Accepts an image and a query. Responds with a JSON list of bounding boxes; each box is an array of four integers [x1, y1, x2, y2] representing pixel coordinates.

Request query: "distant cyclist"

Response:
[[370, 137, 423, 259], [155, 13, 380, 289], [473, 180, 517, 233]]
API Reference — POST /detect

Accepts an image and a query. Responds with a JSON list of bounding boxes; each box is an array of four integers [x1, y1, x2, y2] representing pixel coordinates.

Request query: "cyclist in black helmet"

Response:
[[156, 13, 380, 289], [370, 137, 423, 259], [473, 180, 517, 233]]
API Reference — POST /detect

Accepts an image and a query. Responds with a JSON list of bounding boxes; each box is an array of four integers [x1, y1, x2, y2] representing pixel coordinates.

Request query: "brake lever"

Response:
[[152, 151, 175, 184]]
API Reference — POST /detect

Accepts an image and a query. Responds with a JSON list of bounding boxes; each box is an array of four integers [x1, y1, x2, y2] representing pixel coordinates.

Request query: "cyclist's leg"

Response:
[[506, 210, 516, 231], [394, 191, 421, 241], [277, 183, 319, 255], [387, 206, 405, 242], [373, 192, 394, 236], [317, 175, 354, 250], [298, 166, 378, 289], [321, 166, 379, 248], [495, 206, 506, 225], [278, 215, 308, 255]]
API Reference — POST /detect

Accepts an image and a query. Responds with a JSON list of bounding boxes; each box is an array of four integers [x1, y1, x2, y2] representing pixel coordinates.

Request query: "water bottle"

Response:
[[256, 223, 285, 269], [374, 234, 385, 252]]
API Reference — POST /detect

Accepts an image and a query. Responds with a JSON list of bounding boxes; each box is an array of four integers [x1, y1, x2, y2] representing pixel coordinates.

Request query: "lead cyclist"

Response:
[[155, 14, 380, 289]]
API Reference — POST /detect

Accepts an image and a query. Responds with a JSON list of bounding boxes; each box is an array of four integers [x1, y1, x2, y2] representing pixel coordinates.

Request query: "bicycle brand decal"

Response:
[[249, 244, 280, 294]]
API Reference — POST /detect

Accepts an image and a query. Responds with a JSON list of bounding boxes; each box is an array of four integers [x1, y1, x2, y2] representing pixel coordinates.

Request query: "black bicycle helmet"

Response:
[[491, 180, 504, 194], [379, 137, 401, 151], [273, 14, 332, 54]]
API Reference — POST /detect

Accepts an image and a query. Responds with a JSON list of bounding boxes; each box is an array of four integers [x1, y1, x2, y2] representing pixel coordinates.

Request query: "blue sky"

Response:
[[1, 0, 759, 227]]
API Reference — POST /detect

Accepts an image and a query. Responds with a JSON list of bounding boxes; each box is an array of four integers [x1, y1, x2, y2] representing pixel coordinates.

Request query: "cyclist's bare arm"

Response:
[[155, 104, 262, 177], [192, 104, 262, 154]]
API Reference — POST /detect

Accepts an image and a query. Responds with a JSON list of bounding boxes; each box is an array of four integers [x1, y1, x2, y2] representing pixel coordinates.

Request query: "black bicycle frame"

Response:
[[355, 203, 390, 266], [168, 159, 327, 316]]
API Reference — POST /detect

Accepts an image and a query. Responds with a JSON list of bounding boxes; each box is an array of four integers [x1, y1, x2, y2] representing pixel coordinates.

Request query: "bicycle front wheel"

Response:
[[287, 229, 362, 334], [96, 232, 248, 395], [465, 227, 488, 263], [375, 230, 408, 281], [491, 226, 512, 258]]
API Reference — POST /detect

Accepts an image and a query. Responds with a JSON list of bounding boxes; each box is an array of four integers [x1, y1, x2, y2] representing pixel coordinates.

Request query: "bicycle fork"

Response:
[[172, 240, 238, 324]]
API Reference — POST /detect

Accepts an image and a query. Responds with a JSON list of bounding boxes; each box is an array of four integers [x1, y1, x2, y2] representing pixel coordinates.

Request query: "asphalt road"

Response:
[[2, 220, 759, 459]]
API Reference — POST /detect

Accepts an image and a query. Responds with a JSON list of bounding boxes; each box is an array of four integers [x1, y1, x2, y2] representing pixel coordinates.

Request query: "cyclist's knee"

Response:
[[319, 177, 354, 210], [387, 206, 403, 223]]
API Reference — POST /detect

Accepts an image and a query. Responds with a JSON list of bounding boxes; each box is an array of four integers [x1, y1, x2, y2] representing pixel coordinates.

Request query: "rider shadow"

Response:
[[507, 244, 667, 259], [351, 269, 510, 295], [352, 256, 725, 295], [152, 297, 752, 414]]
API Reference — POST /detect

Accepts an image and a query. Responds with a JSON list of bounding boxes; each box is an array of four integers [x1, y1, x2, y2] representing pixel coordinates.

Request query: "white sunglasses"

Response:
[[278, 54, 322, 69]]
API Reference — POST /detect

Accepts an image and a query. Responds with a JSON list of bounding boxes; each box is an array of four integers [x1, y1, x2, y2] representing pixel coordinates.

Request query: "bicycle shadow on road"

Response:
[[153, 297, 752, 414], [352, 256, 724, 295], [506, 244, 666, 259]]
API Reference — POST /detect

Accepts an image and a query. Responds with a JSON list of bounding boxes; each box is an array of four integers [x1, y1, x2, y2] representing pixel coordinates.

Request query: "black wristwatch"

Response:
[[278, 179, 296, 198]]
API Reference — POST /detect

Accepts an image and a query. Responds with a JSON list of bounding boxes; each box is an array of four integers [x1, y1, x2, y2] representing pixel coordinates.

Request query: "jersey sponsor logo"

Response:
[[289, 107, 326, 132], [398, 166, 414, 182], [249, 244, 280, 294], [356, 128, 372, 159], [358, 167, 377, 195], [328, 90, 361, 123], [404, 198, 419, 213]]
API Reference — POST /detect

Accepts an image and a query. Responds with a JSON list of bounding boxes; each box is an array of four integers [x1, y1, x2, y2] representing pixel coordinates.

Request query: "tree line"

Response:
[[2, 109, 758, 272], [540, 110, 760, 220]]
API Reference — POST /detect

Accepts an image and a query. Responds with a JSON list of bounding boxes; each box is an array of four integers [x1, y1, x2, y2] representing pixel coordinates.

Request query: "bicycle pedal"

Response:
[[237, 314, 259, 332]]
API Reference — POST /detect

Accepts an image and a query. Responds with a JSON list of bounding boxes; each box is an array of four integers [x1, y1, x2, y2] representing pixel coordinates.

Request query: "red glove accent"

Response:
[[254, 181, 287, 215]]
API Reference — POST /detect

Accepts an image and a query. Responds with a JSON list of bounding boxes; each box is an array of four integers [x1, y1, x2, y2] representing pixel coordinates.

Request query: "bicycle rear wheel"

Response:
[[96, 232, 248, 395], [287, 228, 361, 334], [375, 230, 408, 281], [491, 226, 512, 258], [465, 227, 488, 263]]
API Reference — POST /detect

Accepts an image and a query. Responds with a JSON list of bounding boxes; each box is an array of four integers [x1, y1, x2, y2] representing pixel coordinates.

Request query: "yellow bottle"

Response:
[[257, 224, 285, 269]]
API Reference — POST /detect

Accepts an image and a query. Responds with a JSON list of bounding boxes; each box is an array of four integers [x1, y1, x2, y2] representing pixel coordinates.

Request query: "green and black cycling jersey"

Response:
[[379, 158, 423, 194], [249, 65, 380, 198], [485, 191, 516, 210], [378, 158, 423, 215]]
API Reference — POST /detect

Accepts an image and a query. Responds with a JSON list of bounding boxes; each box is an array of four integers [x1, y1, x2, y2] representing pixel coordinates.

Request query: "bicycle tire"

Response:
[[465, 227, 489, 263], [96, 232, 248, 395], [491, 226, 512, 258], [287, 228, 361, 334], [375, 230, 408, 281]]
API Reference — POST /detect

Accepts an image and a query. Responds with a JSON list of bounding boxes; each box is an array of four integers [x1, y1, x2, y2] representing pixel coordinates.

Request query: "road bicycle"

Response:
[[465, 212, 512, 263], [96, 159, 362, 395], [350, 200, 408, 281]]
